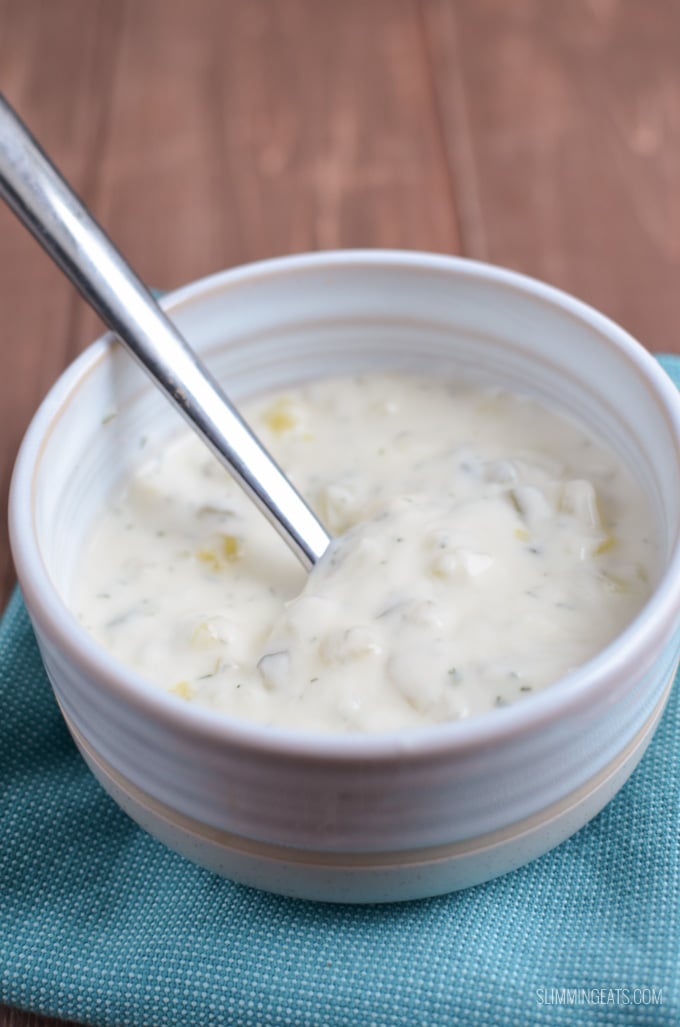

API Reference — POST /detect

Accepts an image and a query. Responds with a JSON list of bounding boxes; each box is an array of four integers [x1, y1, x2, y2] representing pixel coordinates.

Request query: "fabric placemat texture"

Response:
[[2, 358, 680, 1027]]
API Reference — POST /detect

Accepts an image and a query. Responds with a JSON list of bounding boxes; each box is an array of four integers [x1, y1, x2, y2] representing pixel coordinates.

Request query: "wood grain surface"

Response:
[[2, 1, 680, 1025]]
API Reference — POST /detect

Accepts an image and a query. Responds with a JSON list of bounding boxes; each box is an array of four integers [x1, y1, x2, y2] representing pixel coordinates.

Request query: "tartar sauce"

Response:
[[73, 374, 657, 732]]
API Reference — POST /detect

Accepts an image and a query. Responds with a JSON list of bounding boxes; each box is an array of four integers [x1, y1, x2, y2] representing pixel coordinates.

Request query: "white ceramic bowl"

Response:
[[10, 251, 680, 903]]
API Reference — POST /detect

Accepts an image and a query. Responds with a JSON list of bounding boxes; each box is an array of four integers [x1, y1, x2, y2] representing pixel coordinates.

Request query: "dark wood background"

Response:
[[2, 1, 679, 1024]]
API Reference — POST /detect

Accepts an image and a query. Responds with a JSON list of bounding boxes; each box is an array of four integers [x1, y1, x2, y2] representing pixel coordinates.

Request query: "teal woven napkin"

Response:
[[2, 361, 680, 1027]]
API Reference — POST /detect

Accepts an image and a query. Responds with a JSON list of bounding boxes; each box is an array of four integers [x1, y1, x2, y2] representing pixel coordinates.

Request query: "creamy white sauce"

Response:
[[73, 374, 657, 733]]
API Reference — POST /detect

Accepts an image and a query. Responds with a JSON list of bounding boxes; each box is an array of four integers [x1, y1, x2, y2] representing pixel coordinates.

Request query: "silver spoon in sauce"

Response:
[[0, 93, 331, 570]]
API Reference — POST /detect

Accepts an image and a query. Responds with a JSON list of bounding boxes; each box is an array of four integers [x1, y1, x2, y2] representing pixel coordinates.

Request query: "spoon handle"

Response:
[[0, 94, 330, 569]]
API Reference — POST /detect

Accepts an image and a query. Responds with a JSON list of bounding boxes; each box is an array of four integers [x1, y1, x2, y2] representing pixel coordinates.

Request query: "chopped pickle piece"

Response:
[[221, 533, 241, 562], [263, 399, 299, 434], [169, 680, 193, 700], [197, 548, 221, 572], [594, 535, 618, 556]]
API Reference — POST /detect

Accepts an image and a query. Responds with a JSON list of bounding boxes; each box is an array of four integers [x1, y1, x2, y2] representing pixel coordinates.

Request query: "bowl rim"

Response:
[[10, 248, 680, 761]]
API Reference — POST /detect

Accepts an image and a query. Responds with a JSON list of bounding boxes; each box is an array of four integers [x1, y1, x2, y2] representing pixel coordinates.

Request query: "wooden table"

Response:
[[1, 2, 679, 1024]]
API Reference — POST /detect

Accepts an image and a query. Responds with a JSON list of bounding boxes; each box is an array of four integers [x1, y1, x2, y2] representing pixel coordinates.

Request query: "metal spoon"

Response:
[[0, 93, 331, 570]]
